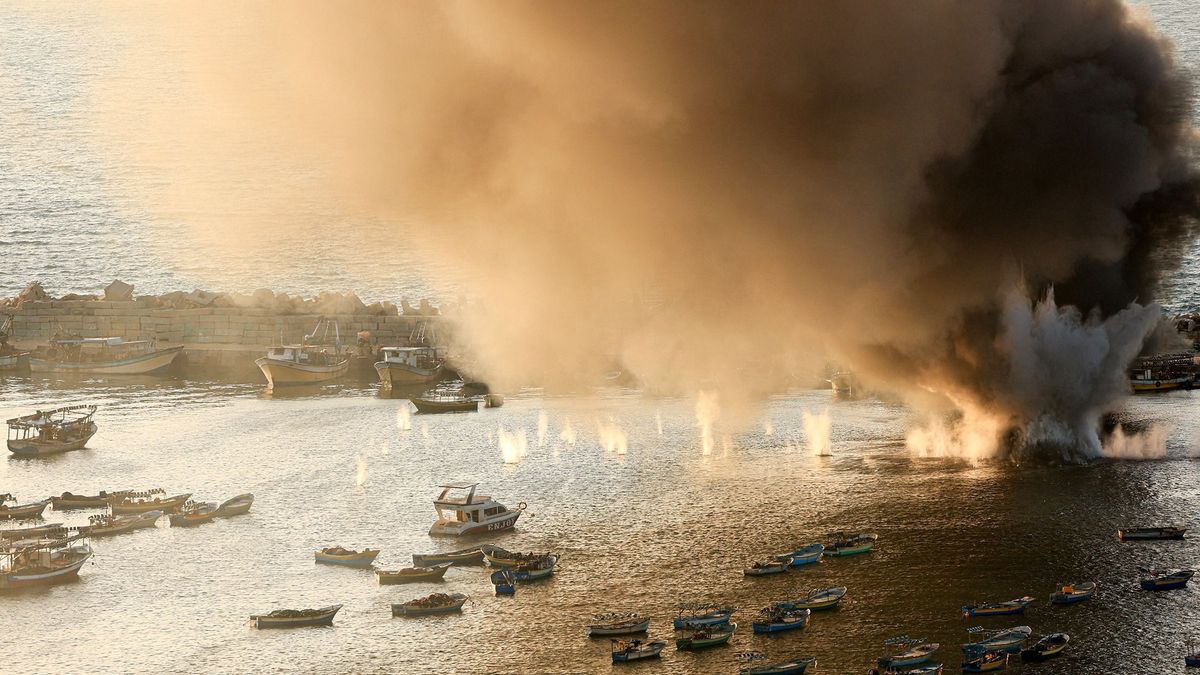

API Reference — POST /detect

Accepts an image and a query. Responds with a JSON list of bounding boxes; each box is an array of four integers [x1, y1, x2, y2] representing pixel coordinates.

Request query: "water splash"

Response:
[[537, 410, 549, 448], [655, 410, 663, 436], [499, 425, 528, 464], [396, 403, 412, 431], [560, 418, 577, 447], [696, 390, 720, 455], [802, 408, 833, 456], [420, 423, 430, 440], [763, 418, 774, 436], [1103, 423, 1171, 459], [355, 454, 367, 488], [596, 417, 628, 455]]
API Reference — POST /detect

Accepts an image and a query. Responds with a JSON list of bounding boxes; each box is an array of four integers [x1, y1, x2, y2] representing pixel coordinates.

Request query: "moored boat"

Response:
[[1049, 581, 1095, 604], [673, 604, 735, 630], [314, 547, 380, 568], [250, 604, 341, 628], [412, 395, 480, 414], [430, 483, 524, 537], [51, 490, 131, 510], [826, 532, 877, 556], [375, 347, 444, 387], [412, 545, 486, 567], [588, 612, 649, 637], [255, 318, 349, 388], [745, 559, 789, 576], [391, 592, 468, 616], [490, 569, 515, 595], [0, 495, 50, 520], [877, 637, 939, 669], [29, 338, 181, 375], [215, 493, 254, 517], [110, 490, 192, 515], [376, 563, 452, 584], [611, 639, 667, 663], [0, 535, 93, 589], [483, 547, 547, 568], [1119, 526, 1186, 541], [778, 586, 847, 611], [676, 622, 737, 650], [886, 665, 943, 675], [962, 651, 1009, 672], [513, 554, 558, 581], [774, 543, 824, 566], [1140, 568, 1194, 591], [962, 596, 1034, 618], [1020, 633, 1068, 662], [752, 607, 810, 634], [737, 652, 817, 675], [0, 523, 71, 541], [962, 626, 1032, 655], [84, 510, 162, 537], [6, 405, 98, 456], [168, 501, 219, 527]]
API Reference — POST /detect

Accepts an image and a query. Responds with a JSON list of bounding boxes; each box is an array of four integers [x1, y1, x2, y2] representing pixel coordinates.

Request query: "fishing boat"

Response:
[[778, 586, 847, 611], [513, 554, 558, 581], [1119, 526, 1186, 541], [411, 395, 480, 414], [1020, 633, 1068, 662], [745, 559, 789, 576], [673, 604, 736, 629], [676, 623, 737, 650], [412, 545, 486, 566], [6, 405, 98, 456], [490, 569, 515, 595], [1140, 568, 1195, 590], [962, 651, 1009, 672], [168, 501, 219, 527], [1050, 581, 1095, 604], [314, 547, 380, 568], [375, 347, 444, 387], [962, 596, 1035, 617], [255, 318, 349, 387], [611, 639, 667, 663], [773, 543, 824, 566], [376, 563, 452, 584], [588, 612, 650, 637], [51, 490, 131, 510], [483, 547, 548, 568], [1130, 354, 1197, 392], [29, 337, 182, 375], [826, 532, 878, 556], [0, 535, 93, 589], [962, 626, 1032, 655], [737, 653, 817, 675], [250, 604, 341, 628], [429, 483, 524, 537], [215, 493, 254, 517], [0, 523, 70, 541], [876, 637, 939, 669], [109, 490, 192, 515], [752, 607, 810, 634], [84, 510, 161, 537], [391, 592, 468, 616], [0, 495, 50, 520]]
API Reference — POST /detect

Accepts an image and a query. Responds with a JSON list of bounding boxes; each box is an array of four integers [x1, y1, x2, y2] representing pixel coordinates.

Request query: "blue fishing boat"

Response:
[[962, 596, 1034, 618], [876, 636, 939, 669], [1049, 581, 1095, 604], [1140, 568, 1194, 591], [752, 607, 810, 634], [778, 586, 846, 611], [512, 554, 557, 581], [737, 652, 817, 675], [961, 626, 1032, 655], [673, 604, 735, 629], [490, 569, 515, 595], [773, 543, 824, 566]]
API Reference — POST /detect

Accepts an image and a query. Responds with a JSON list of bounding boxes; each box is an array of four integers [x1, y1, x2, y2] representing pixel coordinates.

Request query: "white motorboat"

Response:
[[374, 347, 443, 387], [429, 483, 525, 537]]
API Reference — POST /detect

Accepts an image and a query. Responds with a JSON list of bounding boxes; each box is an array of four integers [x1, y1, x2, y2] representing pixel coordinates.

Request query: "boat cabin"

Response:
[[6, 405, 97, 445], [41, 337, 158, 363], [263, 345, 341, 366], [379, 346, 442, 368], [434, 483, 509, 524]]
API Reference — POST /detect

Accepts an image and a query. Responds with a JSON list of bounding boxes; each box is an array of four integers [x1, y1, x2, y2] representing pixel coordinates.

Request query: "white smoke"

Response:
[[696, 390, 720, 456], [1102, 423, 1171, 459], [802, 408, 833, 456]]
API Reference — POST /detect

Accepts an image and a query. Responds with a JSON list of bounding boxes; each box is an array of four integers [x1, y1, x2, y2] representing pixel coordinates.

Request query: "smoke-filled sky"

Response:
[[101, 1, 1200, 460]]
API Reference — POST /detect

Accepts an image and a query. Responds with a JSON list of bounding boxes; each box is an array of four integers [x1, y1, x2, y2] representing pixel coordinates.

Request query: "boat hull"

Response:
[[0, 552, 90, 589], [676, 625, 736, 650], [673, 611, 734, 630], [0, 353, 29, 371], [430, 512, 520, 537], [740, 658, 817, 675], [412, 398, 479, 414], [0, 500, 50, 520], [1141, 577, 1191, 590], [256, 357, 349, 387], [51, 492, 128, 510], [1131, 376, 1192, 392], [252, 606, 341, 628], [612, 642, 666, 662], [752, 619, 808, 634], [111, 494, 192, 515], [412, 548, 485, 566], [215, 494, 254, 517], [376, 565, 451, 584], [589, 620, 650, 636], [169, 511, 218, 527], [1119, 527, 1186, 541], [376, 362, 442, 387], [29, 347, 182, 375], [315, 550, 379, 567], [7, 422, 98, 456], [86, 511, 162, 537]]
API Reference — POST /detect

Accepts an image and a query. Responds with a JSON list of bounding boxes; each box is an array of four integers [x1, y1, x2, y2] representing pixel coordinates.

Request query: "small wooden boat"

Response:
[[962, 596, 1034, 617], [826, 532, 877, 556], [412, 546, 485, 567], [1020, 633, 1068, 662], [1119, 526, 1186, 541], [110, 490, 192, 515], [376, 563, 452, 584], [51, 490, 131, 510], [391, 592, 468, 616], [877, 637, 939, 669], [169, 501, 219, 527], [431, 483, 524, 537], [673, 604, 736, 629], [412, 395, 480, 414], [752, 607, 810, 634], [314, 547, 380, 568], [250, 604, 341, 628], [215, 493, 254, 517], [483, 547, 547, 568], [30, 338, 181, 375], [6, 405, 98, 456], [778, 586, 847, 611], [737, 652, 817, 675], [1050, 581, 1095, 604], [744, 559, 790, 576], [84, 510, 161, 537], [962, 626, 1032, 655], [611, 639, 666, 663], [490, 569, 515, 595], [1141, 568, 1194, 591], [0, 535, 93, 589], [676, 623, 736, 650], [588, 613, 649, 637], [513, 554, 558, 581], [962, 651, 1009, 672], [375, 347, 443, 387], [0, 523, 70, 540], [0, 495, 50, 520], [773, 543, 823, 566]]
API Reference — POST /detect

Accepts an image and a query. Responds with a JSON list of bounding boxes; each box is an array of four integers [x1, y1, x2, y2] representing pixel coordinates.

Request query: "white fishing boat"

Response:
[[0, 495, 51, 520], [6, 405, 98, 456], [588, 612, 650, 637], [29, 337, 181, 375], [0, 535, 93, 589], [429, 483, 525, 537], [255, 318, 349, 387], [375, 347, 444, 387]]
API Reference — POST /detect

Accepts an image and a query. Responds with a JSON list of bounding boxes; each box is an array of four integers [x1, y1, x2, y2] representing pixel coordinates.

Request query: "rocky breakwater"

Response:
[[1, 281, 446, 378]]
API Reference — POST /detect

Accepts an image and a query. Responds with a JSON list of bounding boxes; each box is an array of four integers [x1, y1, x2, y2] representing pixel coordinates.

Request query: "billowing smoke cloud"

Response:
[[101, 1, 1199, 460]]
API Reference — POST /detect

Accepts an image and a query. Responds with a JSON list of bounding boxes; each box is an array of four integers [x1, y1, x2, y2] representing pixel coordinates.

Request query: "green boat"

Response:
[[676, 623, 736, 650], [826, 532, 877, 557]]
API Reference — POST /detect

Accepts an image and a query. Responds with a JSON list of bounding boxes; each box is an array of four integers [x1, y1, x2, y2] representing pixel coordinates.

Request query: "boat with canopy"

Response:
[[7, 405, 98, 456], [0, 534, 93, 589], [430, 483, 524, 537], [30, 336, 181, 375]]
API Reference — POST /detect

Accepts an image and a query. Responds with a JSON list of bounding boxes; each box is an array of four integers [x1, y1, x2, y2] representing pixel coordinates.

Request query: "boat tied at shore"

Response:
[[255, 318, 349, 387], [51, 490, 132, 510], [109, 489, 192, 515], [30, 336, 181, 375], [84, 510, 162, 537], [0, 495, 50, 520], [430, 483, 524, 537], [375, 346, 444, 387], [6, 405, 98, 456], [169, 501, 219, 527], [0, 534, 93, 589]]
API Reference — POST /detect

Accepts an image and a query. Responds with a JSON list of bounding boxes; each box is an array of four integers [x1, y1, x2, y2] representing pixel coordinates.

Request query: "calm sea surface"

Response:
[[3, 3, 1200, 675]]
